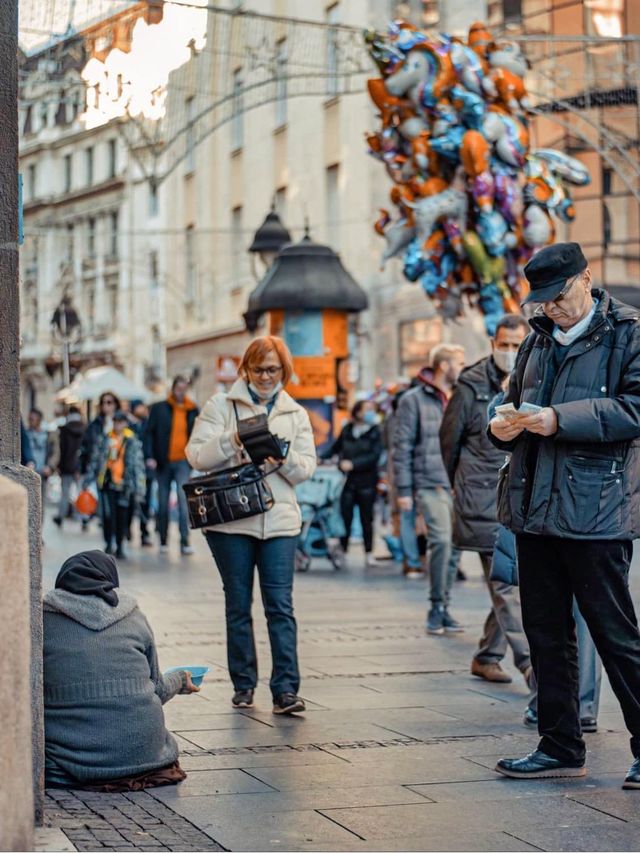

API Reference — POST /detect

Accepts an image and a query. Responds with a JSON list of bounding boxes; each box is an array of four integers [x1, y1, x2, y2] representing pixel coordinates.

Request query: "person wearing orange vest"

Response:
[[144, 376, 200, 555], [84, 411, 145, 559]]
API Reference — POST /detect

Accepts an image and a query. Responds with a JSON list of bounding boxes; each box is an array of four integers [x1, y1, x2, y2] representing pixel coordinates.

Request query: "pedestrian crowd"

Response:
[[39, 242, 640, 794]]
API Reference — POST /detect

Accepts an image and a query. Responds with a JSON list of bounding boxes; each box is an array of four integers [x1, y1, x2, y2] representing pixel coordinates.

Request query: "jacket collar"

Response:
[[530, 288, 637, 341], [458, 356, 503, 397], [227, 378, 299, 415]]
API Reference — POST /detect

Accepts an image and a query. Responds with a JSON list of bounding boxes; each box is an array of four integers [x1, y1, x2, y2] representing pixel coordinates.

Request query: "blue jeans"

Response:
[[204, 532, 300, 698], [400, 507, 421, 569], [156, 460, 191, 546], [416, 487, 457, 605]]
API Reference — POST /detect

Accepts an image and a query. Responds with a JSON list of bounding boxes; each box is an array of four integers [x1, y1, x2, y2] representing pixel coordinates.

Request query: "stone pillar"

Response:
[[0, 475, 34, 851]]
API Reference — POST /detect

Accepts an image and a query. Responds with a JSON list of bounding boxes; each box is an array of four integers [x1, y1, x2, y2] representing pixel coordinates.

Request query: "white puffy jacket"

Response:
[[185, 379, 317, 539]]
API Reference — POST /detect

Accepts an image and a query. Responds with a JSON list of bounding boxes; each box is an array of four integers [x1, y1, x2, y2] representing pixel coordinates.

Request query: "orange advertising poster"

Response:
[[323, 311, 349, 358], [288, 356, 336, 399]]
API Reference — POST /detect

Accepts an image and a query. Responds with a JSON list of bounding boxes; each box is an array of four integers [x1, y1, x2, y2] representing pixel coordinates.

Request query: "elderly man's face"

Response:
[[540, 269, 593, 330]]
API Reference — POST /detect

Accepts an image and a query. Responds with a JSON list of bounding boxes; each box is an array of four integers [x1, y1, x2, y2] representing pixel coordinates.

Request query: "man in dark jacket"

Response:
[[394, 344, 466, 634], [53, 406, 86, 527], [441, 314, 531, 685], [488, 242, 640, 788], [144, 376, 199, 555]]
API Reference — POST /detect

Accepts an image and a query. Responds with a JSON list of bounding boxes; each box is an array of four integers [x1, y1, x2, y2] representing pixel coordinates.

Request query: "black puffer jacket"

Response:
[[58, 417, 86, 476], [440, 356, 506, 551], [326, 422, 383, 489], [489, 290, 640, 540], [393, 372, 450, 497]]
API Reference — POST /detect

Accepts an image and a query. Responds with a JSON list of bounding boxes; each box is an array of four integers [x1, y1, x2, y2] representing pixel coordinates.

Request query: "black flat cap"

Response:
[[522, 242, 588, 305], [113, 410, 129, 422]]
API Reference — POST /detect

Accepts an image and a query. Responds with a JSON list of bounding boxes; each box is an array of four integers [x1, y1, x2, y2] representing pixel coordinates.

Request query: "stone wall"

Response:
[[0, 475, 34, 851]]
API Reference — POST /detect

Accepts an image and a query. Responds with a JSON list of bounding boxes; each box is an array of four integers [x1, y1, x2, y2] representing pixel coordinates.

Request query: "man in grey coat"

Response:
[[488, 242, 640, 788], [394, 343, 466, 635], [441, 314, 532, 685]]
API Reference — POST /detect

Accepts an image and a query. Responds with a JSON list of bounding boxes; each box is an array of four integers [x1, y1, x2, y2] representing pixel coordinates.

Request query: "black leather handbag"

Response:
[[183, 460, 281, 530], [183, 401, 286, 530]]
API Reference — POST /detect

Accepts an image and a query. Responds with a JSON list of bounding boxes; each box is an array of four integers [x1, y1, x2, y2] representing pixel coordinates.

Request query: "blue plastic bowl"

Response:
[[164, 665, 210, 687]]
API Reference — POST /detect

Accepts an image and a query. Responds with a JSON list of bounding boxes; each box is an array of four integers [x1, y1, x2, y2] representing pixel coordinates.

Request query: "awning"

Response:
[[56, 366, 151, 403]]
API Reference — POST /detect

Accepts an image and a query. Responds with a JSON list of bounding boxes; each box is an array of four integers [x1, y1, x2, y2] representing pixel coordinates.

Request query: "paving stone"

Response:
[[509, 823, 640, 852], [317, 797, 623, 840]]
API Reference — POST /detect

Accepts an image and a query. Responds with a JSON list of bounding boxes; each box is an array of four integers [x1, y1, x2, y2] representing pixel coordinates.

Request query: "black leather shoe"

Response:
[[495, 749, 586, 779], [580, 716, 598, 733], [273, 693, 306, 715], [622, 757, 640, 789], [231, 689, 254, 709], [523, 707, 538, 729]]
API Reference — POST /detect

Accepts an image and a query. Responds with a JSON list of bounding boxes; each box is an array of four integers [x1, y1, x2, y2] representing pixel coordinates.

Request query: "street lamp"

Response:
[[51, 295, 81, 387], [248, 204, 292, 278]]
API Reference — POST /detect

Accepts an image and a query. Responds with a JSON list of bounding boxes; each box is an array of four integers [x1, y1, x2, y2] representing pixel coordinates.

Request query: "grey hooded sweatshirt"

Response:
[[43, 589, 186, 785]]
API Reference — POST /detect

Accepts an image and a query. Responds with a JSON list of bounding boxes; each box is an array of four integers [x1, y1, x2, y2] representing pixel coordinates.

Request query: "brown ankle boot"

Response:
[[471, 660, 512, 683]]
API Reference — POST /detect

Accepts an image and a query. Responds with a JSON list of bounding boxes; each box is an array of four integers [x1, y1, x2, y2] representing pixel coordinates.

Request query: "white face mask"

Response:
[[249, 380, 283, 400], [493, 349, 518, 375]]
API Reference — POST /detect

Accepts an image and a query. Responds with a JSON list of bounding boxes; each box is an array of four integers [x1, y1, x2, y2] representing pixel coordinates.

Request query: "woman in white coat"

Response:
[[186, 336, 316, 715]]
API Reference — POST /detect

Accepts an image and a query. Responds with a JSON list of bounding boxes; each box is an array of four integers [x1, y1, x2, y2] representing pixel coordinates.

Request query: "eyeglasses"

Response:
[[102, 399, 117, 406], [548, 273, 582, 305], [250, 366, 283, 378]]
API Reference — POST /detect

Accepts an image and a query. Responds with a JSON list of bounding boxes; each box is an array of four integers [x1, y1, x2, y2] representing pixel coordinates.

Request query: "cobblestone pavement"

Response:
[[41, 514, 640, 852]]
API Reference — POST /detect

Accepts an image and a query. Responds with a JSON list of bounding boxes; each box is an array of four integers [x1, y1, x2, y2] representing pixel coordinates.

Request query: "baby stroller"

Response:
[[295, 464, 345, 572]]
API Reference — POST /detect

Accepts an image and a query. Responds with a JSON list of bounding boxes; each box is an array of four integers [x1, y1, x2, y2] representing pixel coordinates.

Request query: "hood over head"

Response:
[[43, 589, 138, 631], [55, 550, 120, 606]]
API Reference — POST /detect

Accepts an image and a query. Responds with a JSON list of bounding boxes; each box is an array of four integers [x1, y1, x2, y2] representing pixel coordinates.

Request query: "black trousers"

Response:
[[517, 533, 640, 764], [340, 482, 376, 553], [102, 486, 130, 549]]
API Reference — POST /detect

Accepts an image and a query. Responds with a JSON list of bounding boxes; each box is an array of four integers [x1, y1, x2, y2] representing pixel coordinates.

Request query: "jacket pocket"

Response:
[[558, 457, 624, 535]]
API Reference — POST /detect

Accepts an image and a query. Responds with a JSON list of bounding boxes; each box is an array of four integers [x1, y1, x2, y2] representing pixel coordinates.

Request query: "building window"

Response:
[[66, 224, 74, 263], [87, 217, 96, 257], [64, 154, 72, 193], [85, 147, 94, 185], [231, 206, 243, 286], [23, 105, 33, 135], [185, 225, 196, 304], [108, 139, 117, 179], [149, 182, 159, 217], [232, 68, 243, 150], [275, 186, 287, 223], [326, 4, 340, 97], [185, 96, 195, 173], [109, 211, 119, 258], [603, 166, 613, 195], [27, 163, 37, 200], [603, 203, 612, 249], [275, 39, 287, 127], [325, 164, 340, 250], [55, 93, 67, 126], [589, 0, 623, 37], [149, 250, 159, 289], [502, 0, 522, 24]]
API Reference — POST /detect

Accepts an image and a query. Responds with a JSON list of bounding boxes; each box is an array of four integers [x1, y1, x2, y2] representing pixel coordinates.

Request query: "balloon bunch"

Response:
[[364, 20, 591, 334]]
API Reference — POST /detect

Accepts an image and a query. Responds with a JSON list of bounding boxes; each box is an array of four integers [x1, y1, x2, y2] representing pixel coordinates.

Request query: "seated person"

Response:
[[44, 550, 199, 791]]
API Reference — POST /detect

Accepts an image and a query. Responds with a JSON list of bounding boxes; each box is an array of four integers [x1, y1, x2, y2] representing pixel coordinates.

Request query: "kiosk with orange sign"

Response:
[[246, 228, 368, 451]]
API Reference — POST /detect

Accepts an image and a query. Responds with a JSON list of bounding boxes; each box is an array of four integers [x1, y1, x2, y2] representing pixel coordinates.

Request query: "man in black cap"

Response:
[[488, 241, 640, 789]]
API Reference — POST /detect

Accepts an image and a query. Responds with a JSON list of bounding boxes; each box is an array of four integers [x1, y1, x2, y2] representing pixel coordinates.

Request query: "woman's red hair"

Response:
[[239, 336, 294, 385]]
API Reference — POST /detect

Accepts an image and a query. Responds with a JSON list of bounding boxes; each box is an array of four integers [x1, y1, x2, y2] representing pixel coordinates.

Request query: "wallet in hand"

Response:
[[237, 413, 290, 465]]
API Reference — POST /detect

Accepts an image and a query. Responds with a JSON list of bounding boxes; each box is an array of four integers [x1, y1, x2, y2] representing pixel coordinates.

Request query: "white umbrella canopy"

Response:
[[56, 366, 151, 403]]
